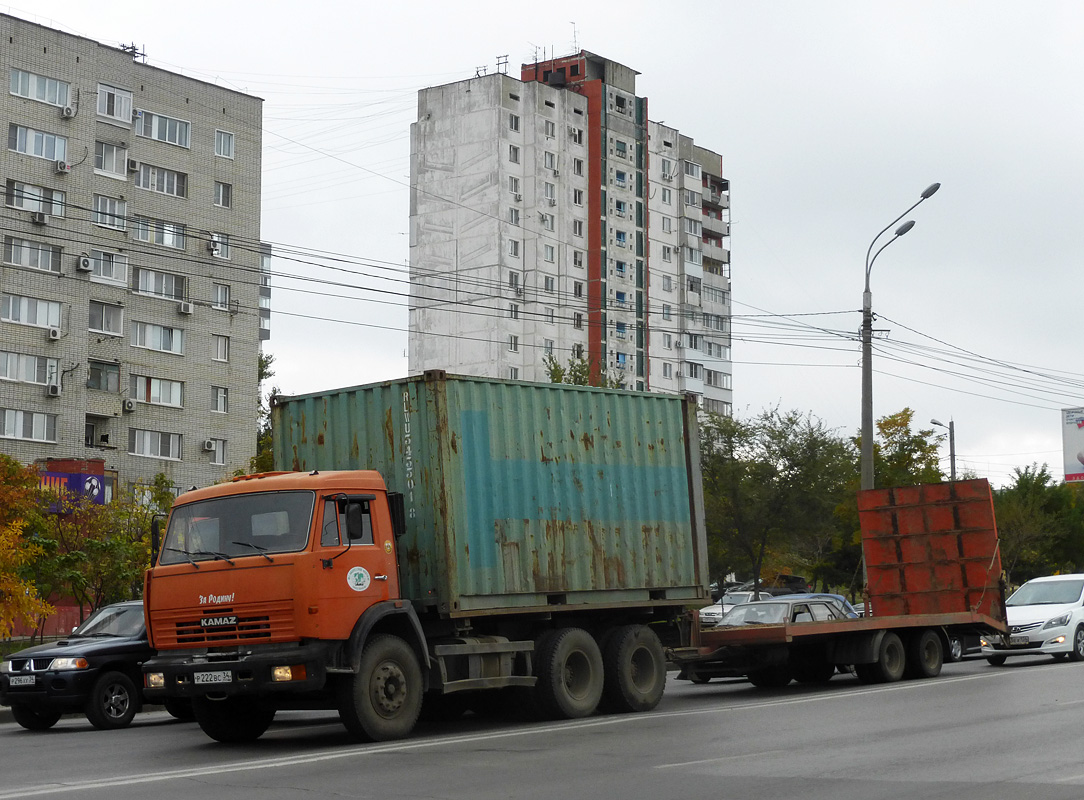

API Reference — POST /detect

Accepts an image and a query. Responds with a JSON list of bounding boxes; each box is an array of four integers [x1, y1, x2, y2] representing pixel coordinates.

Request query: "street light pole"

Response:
[[931, 418, 956, 481], [860, 183, 941, 491]]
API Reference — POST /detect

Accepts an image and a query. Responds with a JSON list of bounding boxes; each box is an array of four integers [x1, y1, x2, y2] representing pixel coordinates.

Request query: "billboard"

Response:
[[1063, 408, 1084, 483]]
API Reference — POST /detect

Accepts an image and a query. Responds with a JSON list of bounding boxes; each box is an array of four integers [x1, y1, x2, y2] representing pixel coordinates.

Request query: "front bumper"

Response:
[[142, 641, 331, 702], [0, 669, 102, 712], [982, 626, 1072, 658]]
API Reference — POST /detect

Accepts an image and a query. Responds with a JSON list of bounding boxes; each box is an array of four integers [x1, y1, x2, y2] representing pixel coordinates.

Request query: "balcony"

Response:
[[701, 214, 730, 237], [702, 240, 730, 264]]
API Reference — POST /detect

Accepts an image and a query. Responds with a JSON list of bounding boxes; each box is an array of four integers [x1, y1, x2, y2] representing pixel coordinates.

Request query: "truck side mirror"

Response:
[[387, 492, 406, 539]]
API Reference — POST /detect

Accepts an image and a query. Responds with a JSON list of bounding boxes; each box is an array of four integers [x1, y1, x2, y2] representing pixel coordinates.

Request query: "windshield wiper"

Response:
[[230, 541, 274, 562], [164, 546, 200, 569], [193, 549, 236, 565]]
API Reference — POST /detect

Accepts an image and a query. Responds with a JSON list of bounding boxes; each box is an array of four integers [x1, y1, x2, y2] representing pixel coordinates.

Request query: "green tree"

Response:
[[870, 408, 944, 487], [543, 353, 623, 388], [248, 351, 277, 473]]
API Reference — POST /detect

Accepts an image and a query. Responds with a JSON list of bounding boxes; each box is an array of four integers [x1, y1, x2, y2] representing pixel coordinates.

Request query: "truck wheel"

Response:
[[534, 627, 604, 719], [792, 660, 835, 684], [600, 625, 666, 713], [339, 634, 423, 741], [855, 632, 906, 683], [1070, 626, 1084, 662], [11, 705, 62, 731], [163, 698, 196, 722], [85, 670, 139, 730], [905, 630, 943, 679], [986, 655, 1007, 666], [747, 665, 791, 688], [192, 696, 276, 742]]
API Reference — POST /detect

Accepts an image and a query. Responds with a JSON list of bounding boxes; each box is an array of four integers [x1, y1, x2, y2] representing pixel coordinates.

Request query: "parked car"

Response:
[[699, 590, 774, 626], [980, 574, 1084, 665], [0, 600, 192, 731]]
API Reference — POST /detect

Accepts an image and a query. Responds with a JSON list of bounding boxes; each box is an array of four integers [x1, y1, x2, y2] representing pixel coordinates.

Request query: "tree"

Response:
[[249, 351, 278, 473], [870, 408, 944, 488], [0, 456, 53, 638], [543, 353, 623, 388]]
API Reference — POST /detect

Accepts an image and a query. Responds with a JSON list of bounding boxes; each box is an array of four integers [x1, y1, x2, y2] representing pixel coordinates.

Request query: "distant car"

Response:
[[0, 600, 191, 731], [774, 593, 860, 619], [717, 596, 853, 627], [980, 574, 1084, 665], [699, 591, 774, 626]]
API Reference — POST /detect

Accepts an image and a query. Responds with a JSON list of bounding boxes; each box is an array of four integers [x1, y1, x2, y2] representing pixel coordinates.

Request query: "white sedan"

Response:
[[698, 591, 774, 626], [981, 574, 1084, 664]]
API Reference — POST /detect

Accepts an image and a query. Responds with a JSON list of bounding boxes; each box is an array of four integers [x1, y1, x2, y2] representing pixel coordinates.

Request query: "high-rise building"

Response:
[[0, 14, 269, 499], [408, 51, 731, 414]]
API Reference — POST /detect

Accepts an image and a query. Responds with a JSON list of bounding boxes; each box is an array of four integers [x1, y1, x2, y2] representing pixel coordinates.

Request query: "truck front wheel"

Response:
[[339, 634, 423, 741], [534, 627, 604, 719], [192, 696, 276, 743], [600, 625, 666, 713]]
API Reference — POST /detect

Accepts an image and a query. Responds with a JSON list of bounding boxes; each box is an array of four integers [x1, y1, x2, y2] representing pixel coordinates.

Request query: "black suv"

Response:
[[1, 600, 188, 730]]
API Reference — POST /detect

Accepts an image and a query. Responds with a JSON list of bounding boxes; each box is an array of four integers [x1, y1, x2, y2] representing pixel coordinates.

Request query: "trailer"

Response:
[[670, 479, 1009, 685]]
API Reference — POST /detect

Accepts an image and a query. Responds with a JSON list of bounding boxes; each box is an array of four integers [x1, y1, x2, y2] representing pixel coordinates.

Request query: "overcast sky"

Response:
[[26, 1, 1084, 486]]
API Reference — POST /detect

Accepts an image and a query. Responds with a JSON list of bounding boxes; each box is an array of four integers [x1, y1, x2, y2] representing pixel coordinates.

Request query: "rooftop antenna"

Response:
[[571, 22, 579, 53], [474, 65, 488, 78], [119, 42, 146, 62], [496, 55, 508, 74]]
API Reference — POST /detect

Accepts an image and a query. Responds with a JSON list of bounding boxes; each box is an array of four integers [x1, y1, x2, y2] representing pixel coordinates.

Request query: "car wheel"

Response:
[[986, 655, 1007, 666], [945, 635, 964, 663], [1069, 626, 1084, 662], [85, 670, 139, 730], [11, 705, 62, 731]]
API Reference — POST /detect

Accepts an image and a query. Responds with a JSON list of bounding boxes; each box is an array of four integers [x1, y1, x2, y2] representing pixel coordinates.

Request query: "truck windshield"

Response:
[[159, 490, 315, 565]]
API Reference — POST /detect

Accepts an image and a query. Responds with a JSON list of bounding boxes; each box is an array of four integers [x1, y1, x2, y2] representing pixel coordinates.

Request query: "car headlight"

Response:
[[48, 657, 89, 671], [1044, 612, 1072, 630], [0, 661, 11, 674]]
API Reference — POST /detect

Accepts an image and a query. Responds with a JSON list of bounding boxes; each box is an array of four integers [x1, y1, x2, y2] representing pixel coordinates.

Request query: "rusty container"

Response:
[[858, 479, 1006, 623], [272, 371, 707, 617]]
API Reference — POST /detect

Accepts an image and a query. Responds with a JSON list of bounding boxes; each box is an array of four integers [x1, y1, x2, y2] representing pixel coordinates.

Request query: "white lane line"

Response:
[[655, 750, 786, 769]]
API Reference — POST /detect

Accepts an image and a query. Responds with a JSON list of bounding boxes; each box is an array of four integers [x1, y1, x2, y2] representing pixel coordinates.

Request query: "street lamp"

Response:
[[860, 183, 941, 491], [931, 418, 956, 481]]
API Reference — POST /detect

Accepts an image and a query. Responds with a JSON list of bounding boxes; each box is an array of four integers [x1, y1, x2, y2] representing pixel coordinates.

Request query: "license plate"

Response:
[[8, 675, 35, 687], [193, 670, 232, 685], [1010, 635, 1029, 646]]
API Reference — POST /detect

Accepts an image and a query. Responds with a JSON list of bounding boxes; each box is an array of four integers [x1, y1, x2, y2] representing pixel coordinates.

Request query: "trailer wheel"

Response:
[[599, 625, 666, 713], [856, 632, 906, 683], [1070, 626, 1084, 662], [747, 665, 792, 688], [905, 629, 943, 679], [192, 696, 276, 743], [534, 627, 604, 719], [339, 634, 423, 741]]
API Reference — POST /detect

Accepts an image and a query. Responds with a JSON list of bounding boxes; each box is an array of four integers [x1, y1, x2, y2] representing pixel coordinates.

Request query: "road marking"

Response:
[[655, 750, 786, 769]]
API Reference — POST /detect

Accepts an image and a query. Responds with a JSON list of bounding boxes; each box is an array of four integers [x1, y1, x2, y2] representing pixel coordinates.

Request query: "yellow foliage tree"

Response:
[[0, 519, 53, 638]]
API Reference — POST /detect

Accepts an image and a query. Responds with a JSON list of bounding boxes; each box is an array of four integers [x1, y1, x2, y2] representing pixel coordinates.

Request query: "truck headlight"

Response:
[[49, 657, 89, 670], [1044, 612, 1072, 630], [146, 672, 165, 689], [271, 665, 307, 682]]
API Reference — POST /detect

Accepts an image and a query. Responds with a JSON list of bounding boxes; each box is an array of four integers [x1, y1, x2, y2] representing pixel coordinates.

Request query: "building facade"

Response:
[[0, 14, 268, 499], [408, 51, 731, 414]]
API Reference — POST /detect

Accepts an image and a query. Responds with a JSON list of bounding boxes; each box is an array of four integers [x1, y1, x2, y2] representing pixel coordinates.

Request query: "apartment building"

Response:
[[408, 51, 731, 414], [0, 14, 269, 499]]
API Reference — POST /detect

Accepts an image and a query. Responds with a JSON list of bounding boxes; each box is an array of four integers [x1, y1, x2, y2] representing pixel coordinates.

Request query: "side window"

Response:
[[809, 602, 836, 621], [791, 604, 813, 624], [321, 498, 373, 546], [321, 499, 341, 546]]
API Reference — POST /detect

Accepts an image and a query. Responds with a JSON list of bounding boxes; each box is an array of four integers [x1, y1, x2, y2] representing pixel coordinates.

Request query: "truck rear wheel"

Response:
[[855, 632, 906, 683], [534, 627, 604, 719], [791, 660, 835, 684], [192, 696, 276, 743], [339, 634, 423, 741], [905, 629, 943, 678], [747, 665, 792, 688], [600, 625, 666, 713]]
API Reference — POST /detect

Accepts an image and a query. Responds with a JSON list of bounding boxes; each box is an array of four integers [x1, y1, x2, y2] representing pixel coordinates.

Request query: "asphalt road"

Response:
[[4, 655, 1084, 800]]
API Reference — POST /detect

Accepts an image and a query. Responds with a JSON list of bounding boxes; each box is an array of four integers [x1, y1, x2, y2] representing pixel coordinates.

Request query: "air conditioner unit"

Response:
[[552, 168, 560, 177], [512, 193, 522, 202], [202, 439, 216, 452], [515, 287, 523, 297], [61, 105, 76, 119], [546, 198, 556, 207], [178, 301, 194, 315], [45, 384, 61, 398], [76, 255, 93, 272], [207, 240, 220, 255], [47, 327, 61, 341], [132, 109, 143, 119], [126, 158, 140, 172], [30, 211, 49, 225], [661, 172, 673, 181], [55, 160, 71, 174], [674, 342, 684, 349], [122, 398, 136, 413]]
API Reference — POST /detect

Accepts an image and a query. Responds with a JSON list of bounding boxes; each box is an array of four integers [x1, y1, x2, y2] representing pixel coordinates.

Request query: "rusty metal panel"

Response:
[[858, 479, 1006, 624], [272, 372, 706, 616]]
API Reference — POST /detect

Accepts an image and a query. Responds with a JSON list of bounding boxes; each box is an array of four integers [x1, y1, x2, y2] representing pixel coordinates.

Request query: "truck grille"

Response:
[[153, 601, 295, 648]]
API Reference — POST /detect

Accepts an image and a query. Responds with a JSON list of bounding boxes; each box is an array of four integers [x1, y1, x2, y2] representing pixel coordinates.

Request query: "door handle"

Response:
[[374, 574, 389, 581]]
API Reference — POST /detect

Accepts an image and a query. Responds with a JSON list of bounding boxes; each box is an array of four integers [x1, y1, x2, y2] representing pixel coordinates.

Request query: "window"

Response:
[[544, 151, 556, 170], [616, 352, 627, 368], [509, 176, 520, 196], [0, 351, 58, 385], [1, 408, 57, 443], [133, 322, 185, 355], [508, 144, 520, 164], [214, 181, 232, 208], [663, 362, 672, 379], [544, 276, 555, 293], [570, 128, 583, 145], [661, 217, 672, 233], [131, 374, 184, 407], [541, 213, 554, 231], [93, 195, 127, 230], [133, 268, 186, 300], [544, 182, 556, 201], [10, 69, 70, 107], [7, 180, 65, 215], [544, 120, 556, 138], [573, 251, 584, 269], [136, 163, 188, 198], [661, 187, 672, 205], [573, 312, 583, 330], [215, 130, 235, 158], [686, 362, 703, 380], [508, 239, 520, 258], [1, 294, 61, 328], [212, 334, 229, 362], [614, 199, 627, 217], [508, 93, 520, 102], [616, 322, 627, 340], [662, 304, 672, 321], [544, 339, 554, 355], [508, 304, 519, 320], [210, 233, 230, 259], [684, 189, 701, 208], [615, 260, 627, 276], [615, 290, 627, 307], [573, 158, 584, 176], [573, 220, 584, 238], [660, 158, 673, 177], [572, 343, 584, 359], [213, 283, 231, 310], [615, 230, 627, 247], [507, 271, 519, 290], [9, 124, 67, 161], [614, 95, 627, 114], [89, 301, 123, 335], [508, 207, 520, 225], [208, 438, 226, 465], [684, 161, 702, 179], [685, 246, 704, 265], [509, 113, 520, 132], [212, 385, 229, 413], [508, 335, 519, 353], [87, 361, 119, 392], [573, 281, 583, 298], [129, 428, 181, 460], [664, 333, 672, 349], [706, 370, 733, 390], [509, 367, 519, 380], [615, 170, 627, 188], [574, 189, 584, 206], [684, 218, 702, 236], [4, 237, 60, 272], [614, 140, 627, 159], [662, 245, 673, 262], [662, 275, 673, 292], [545, 307, 555, 324], [704, 399, 733, 417], [137, 110, 190, 148], [97, 84, 133, 122], [543, 244, 555, 263], [133, 216, 186, 249], [94, 141, 127, 177]]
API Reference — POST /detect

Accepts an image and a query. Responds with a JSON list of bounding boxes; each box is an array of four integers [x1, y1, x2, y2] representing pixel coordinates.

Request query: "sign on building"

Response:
[[1062, 407, 1084, 482]]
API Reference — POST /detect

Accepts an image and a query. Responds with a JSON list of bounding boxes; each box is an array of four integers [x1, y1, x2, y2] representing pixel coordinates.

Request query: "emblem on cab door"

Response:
[[346, 566, 371, 592]]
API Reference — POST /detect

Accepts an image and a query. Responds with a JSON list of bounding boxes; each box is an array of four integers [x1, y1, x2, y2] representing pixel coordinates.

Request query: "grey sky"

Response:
[[27, 0, 1084, 485]]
